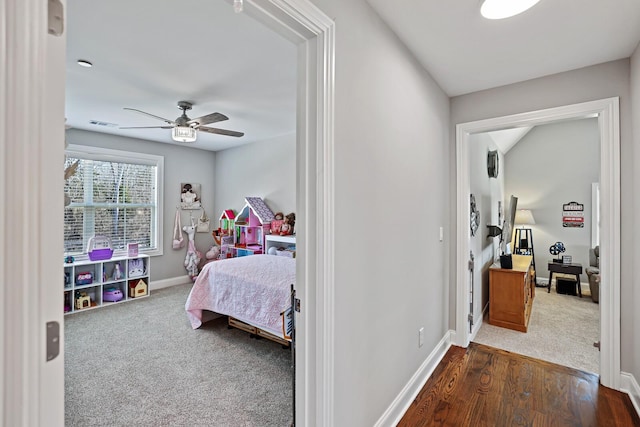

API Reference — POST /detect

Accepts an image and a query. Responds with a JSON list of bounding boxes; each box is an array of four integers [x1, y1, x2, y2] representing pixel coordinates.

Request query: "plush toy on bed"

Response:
[[183, 222, 202, 280]]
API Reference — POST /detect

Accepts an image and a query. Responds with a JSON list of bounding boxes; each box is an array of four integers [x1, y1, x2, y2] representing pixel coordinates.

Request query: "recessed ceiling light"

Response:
[[480, 0, 541, 20], [77, 59, 93, 68]]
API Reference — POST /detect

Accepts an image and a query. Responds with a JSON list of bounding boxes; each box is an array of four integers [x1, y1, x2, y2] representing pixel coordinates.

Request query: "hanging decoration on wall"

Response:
[[180, 182, 201, 210], [562, 201, 584, 228], [487, 150, 499, 178], [470, 194, 480, 236]]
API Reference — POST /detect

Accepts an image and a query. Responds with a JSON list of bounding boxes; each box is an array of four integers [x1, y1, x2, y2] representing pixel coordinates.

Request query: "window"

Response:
[[64, 145, 164, 258]]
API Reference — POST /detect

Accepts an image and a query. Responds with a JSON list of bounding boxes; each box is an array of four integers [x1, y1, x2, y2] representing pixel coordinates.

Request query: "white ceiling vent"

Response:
[[89, 120, 118, 128]]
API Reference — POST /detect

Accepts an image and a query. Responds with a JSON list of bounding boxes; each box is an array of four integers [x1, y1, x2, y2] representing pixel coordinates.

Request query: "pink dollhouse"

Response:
[[234, 197, 275, 256]]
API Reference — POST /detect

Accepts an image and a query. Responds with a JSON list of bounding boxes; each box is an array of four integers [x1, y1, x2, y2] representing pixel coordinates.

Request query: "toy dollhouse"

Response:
[[216, 209, 236, 258], [234, 197, 275, 257], [129, 279, 148, 298], [218, 209, 236, 235]]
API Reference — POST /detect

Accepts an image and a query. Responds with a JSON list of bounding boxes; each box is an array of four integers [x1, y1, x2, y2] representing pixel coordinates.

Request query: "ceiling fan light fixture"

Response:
[[480, 0, 540, 19], [172, 126, 197, 143]]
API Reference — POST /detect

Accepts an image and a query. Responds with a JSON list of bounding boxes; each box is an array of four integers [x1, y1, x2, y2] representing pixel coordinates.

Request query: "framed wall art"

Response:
[[180, 182, 202, 210]]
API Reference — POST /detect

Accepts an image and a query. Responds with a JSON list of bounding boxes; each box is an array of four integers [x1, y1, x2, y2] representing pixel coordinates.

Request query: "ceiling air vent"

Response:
[[89, 120, 118, 128]]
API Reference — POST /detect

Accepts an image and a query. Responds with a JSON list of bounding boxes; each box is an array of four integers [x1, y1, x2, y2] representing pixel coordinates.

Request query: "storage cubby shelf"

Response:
[[63, 254, 150, 315]]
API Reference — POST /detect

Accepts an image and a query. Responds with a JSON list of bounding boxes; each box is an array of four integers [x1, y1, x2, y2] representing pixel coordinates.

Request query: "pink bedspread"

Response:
[[185, 255, 295, 338]]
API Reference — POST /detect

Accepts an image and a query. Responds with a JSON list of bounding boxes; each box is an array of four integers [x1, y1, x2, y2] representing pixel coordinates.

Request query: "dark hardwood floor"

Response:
[[398, 342, 640, 427]]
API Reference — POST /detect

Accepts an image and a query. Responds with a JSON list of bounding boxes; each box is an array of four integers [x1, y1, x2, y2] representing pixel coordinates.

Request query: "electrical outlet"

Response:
[[419, 327, 424, 348]]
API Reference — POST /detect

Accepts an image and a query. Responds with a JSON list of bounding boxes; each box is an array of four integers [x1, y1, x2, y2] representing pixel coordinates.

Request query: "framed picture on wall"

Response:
[[180, 182, 202, 210]]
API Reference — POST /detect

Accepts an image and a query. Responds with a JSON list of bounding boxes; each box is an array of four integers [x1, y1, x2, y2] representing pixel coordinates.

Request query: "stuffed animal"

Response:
[[206, 245, 220, 260], [113, 262, 123, 280], [183, 222, 202, 280], [128, 259, 145, 278], [280, 212, 296, 236]]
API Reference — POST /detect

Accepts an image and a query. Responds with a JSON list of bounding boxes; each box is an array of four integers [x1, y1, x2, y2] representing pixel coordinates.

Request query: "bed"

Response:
[[185, 254, 295, 345]]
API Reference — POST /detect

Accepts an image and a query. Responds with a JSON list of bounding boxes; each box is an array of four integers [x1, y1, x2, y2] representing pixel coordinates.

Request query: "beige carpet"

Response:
[[473, 283, 600, 374]]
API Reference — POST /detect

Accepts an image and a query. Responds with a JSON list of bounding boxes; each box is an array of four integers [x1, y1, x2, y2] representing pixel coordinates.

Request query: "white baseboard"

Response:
[[374, 330, 453, 427], [621, 372, 640, 418], [469, 303, 488, 342], [150, 275, 192, 291]]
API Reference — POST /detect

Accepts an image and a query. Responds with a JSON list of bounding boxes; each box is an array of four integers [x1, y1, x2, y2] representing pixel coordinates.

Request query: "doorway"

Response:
[[3, 0, 335, 426], [454, 98, 621, 390], [468, 119, 601, 374]]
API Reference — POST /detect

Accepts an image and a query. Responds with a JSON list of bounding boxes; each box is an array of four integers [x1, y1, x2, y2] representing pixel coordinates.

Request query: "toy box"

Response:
[[76, 271, 93, 285]]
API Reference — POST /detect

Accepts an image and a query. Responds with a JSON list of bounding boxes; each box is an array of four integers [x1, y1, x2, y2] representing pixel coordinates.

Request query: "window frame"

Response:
[[65, 144, 164, 258]]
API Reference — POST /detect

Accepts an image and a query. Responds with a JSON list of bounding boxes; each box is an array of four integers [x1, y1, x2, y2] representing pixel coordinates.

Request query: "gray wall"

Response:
[[450, 59, 635, 372], [214, 133, 295, 221], [67, 130, 297, 284], [469, 134, 504, 324], [630, 43, 640, 386], [66, 129, 217, 283], [504, 119, 599, 283], [310, 1, 450, 425]]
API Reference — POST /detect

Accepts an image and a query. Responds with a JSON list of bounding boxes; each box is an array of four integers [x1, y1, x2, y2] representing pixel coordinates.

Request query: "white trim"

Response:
[[150, 276, 192, 291], [621, 372, 640, 418], [469, 302, 489, 342], [591, 182, 600, 248], [455, 98, 621, 390], [374, 331, 454, 427], [243, 1, 336, 424]]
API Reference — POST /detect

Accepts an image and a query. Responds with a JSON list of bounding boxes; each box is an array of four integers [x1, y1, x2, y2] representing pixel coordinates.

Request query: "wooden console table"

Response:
[[547, 261, 583, 297], [489, 255, 535, 333]]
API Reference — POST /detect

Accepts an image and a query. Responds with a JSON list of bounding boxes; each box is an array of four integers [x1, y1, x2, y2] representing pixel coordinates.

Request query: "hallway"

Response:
[[398, 343, 639, 426]]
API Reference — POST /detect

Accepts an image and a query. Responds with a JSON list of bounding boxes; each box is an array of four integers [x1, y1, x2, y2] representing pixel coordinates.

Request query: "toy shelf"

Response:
[[63, 254, 150, 315], [265, 234, 296, 257]]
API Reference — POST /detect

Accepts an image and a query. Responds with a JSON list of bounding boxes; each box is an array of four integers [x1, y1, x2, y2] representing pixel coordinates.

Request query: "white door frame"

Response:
[[2, 0, 336, 425], [454, 98, 621, 390]]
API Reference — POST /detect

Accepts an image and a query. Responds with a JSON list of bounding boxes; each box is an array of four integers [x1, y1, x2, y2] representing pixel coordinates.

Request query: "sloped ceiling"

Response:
[[488, 127, 533, 154]]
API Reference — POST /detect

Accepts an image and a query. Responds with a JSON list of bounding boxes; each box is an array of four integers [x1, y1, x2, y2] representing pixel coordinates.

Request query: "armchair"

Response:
[[585, 246, 600, 303]]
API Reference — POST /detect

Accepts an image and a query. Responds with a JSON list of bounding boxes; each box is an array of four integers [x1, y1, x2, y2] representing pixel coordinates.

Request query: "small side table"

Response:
[[547, 261, 583, 297]]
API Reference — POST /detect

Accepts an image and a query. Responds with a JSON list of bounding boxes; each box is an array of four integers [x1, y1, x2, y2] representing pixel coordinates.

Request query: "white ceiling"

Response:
[[367, 0, 640, 96], [66, 0, 297, 152], [66, 0, 640, 152]]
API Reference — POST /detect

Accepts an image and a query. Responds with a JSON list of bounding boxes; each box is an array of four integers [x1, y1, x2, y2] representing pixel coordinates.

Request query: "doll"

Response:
[[280, 212, 296, 236]]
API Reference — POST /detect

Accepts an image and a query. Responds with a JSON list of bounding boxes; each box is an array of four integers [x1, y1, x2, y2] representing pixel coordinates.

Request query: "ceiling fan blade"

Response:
[[119, 125, 174, 129], [187, 112, 228, 127], [123, 108, 175, 125], [199, 126, 244, 137]]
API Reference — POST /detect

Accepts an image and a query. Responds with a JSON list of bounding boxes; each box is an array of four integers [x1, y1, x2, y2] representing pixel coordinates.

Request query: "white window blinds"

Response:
[[64, 145, 163, 257]]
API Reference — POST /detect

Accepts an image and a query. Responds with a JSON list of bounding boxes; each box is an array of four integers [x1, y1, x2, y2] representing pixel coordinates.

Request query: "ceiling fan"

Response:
[[120, 101, 244, 143]]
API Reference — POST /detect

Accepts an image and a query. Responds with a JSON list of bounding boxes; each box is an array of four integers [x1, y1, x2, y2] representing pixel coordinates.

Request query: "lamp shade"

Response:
[[514, 209, 535, 225], [172, 126, 197, 143]]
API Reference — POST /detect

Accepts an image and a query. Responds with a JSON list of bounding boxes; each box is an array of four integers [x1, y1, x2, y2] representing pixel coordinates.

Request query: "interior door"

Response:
[[2, 0, 66, 425]]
